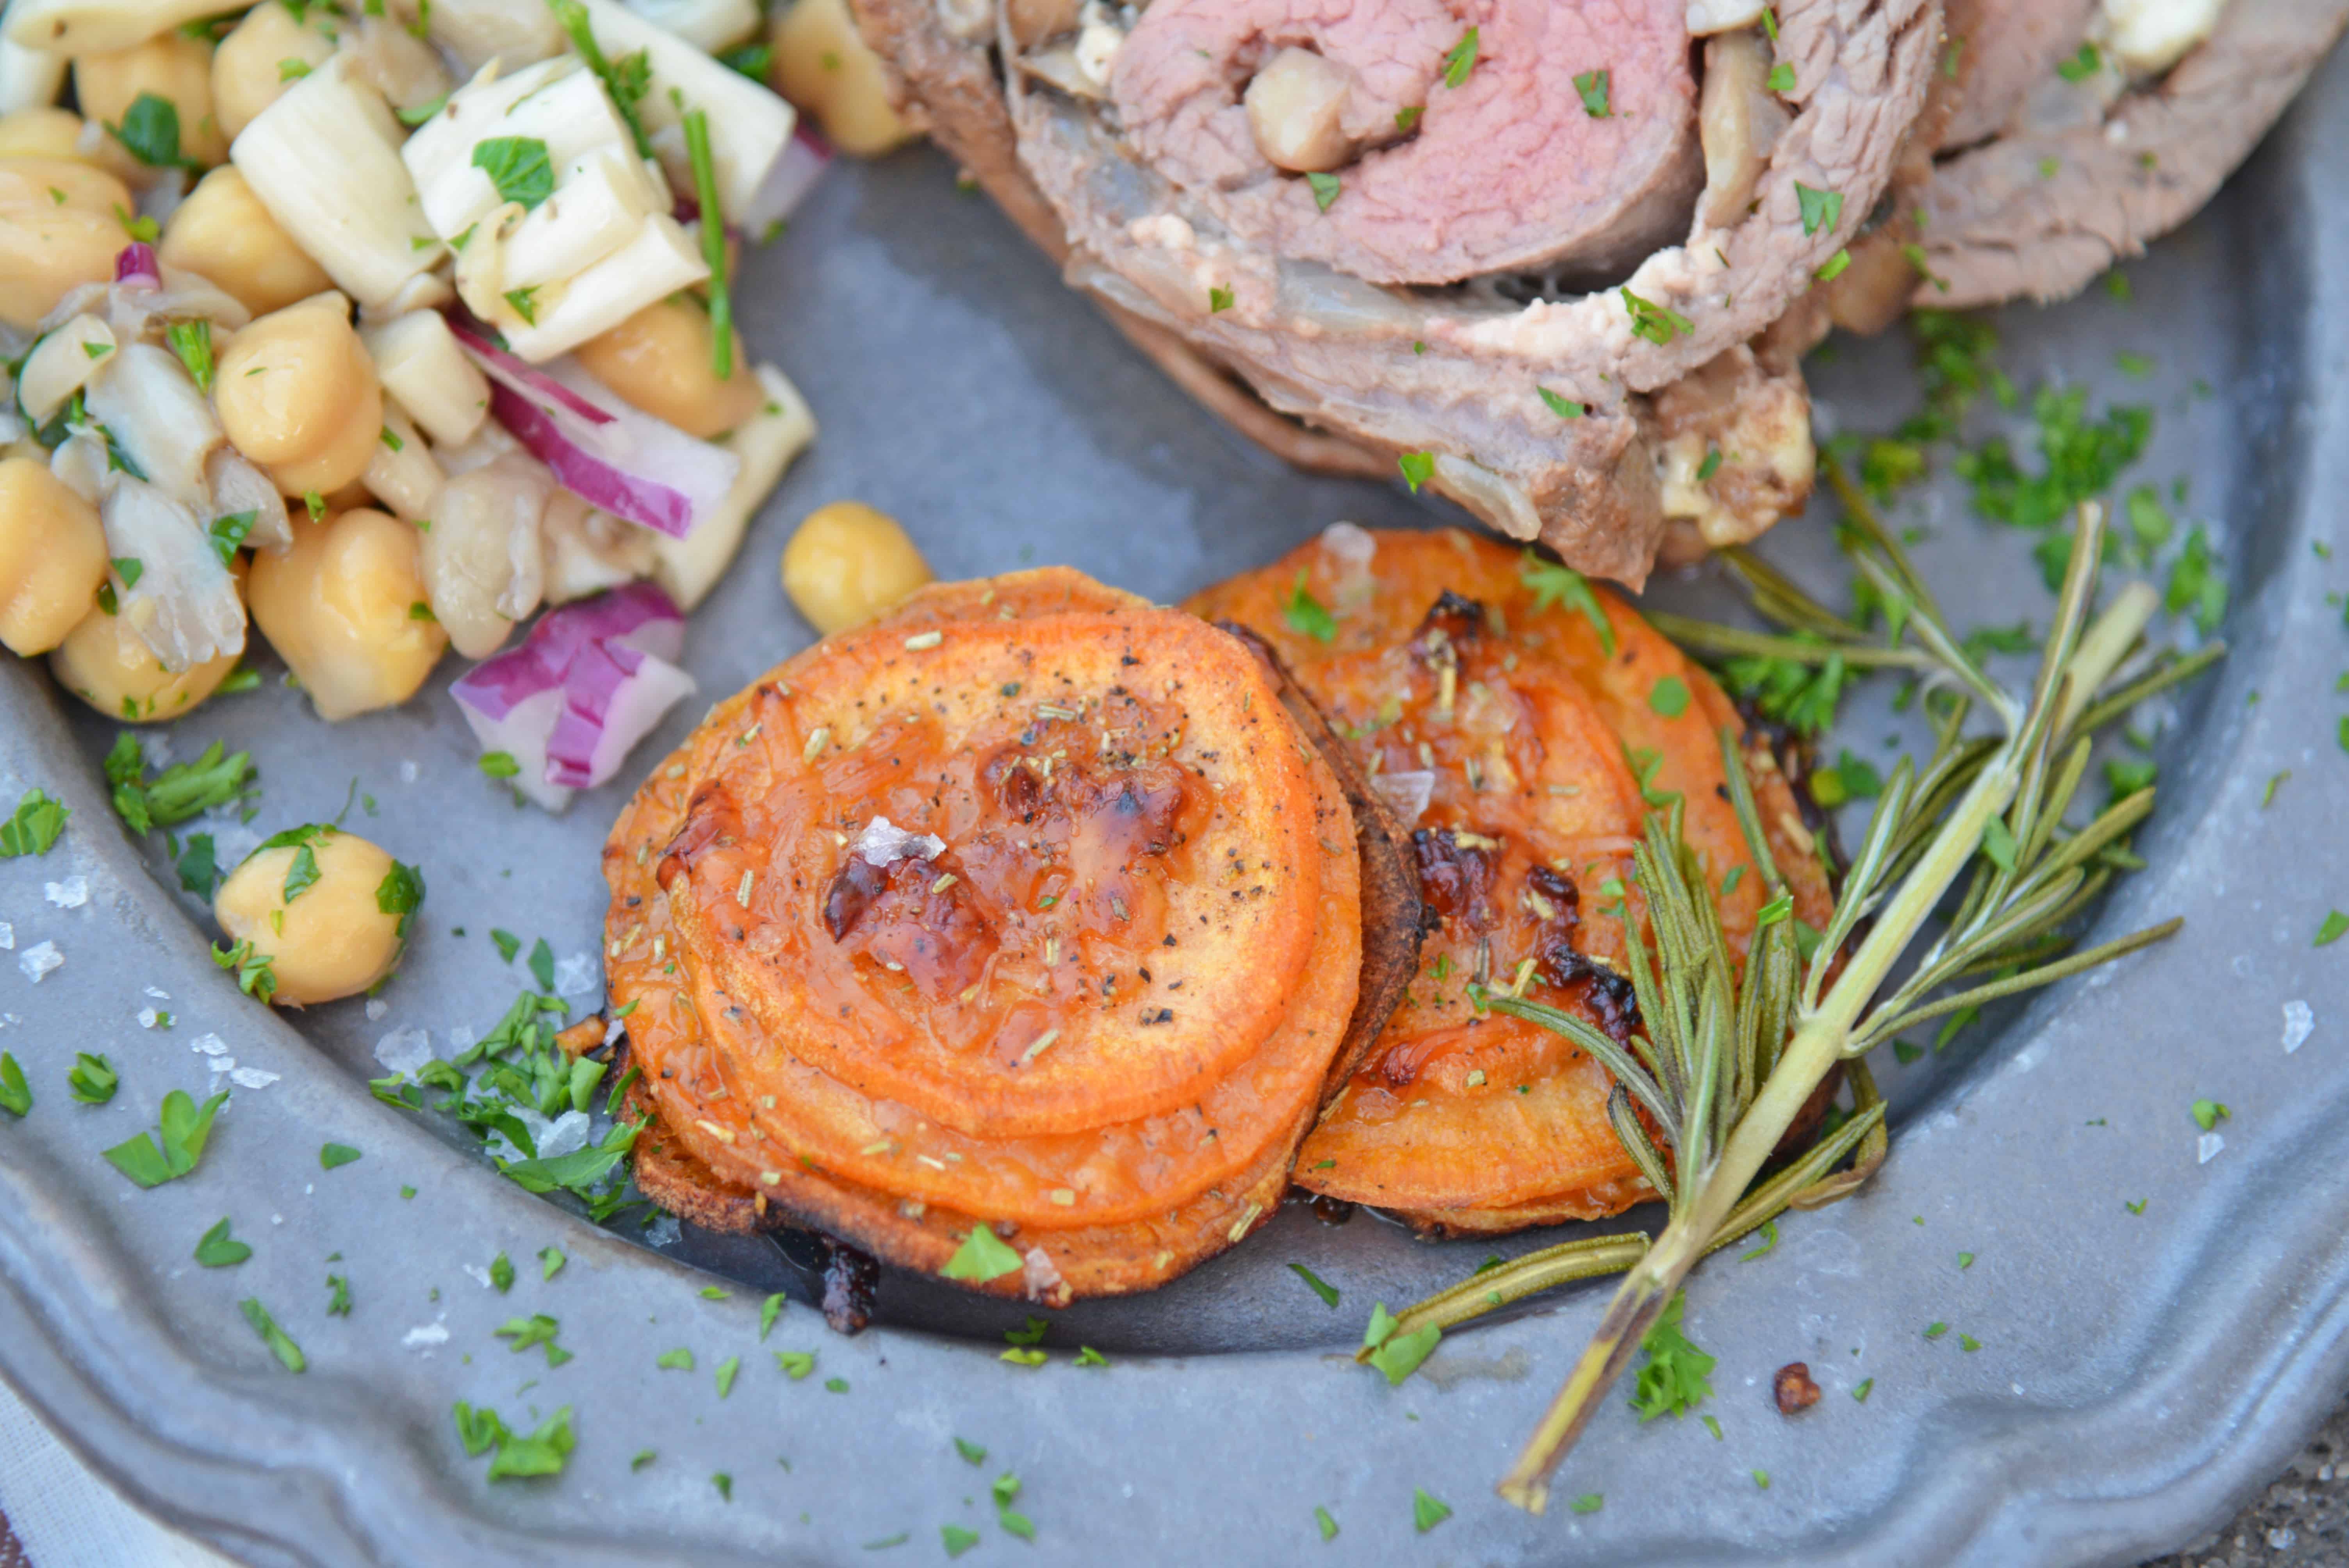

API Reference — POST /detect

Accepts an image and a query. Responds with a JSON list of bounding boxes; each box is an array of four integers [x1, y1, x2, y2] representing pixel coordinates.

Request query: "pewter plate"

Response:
[[0, 46, 2344, 1568]]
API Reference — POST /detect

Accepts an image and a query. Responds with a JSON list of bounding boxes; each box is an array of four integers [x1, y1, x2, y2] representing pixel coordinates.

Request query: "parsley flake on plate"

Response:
[[1361, 1301, 1441, 1385], [941, 1525, 980, 1558], [194, 1217, 251, 1267], [1412, 1488, 1453, 1532], [489, 1251, 515, 1292], [939, 1226, 1023, 1283], [1629, 1291, 1713, 1420], [2319, 911, 2349, 947], [541, 1245, 567, 1280], [2190, 1099, 2230, 1131], [104, 1090, 228, 1188], [320, 1141, 361, 1170], [1571, 1493, 1603, 1514], [0, 789, 68, 858], [67, 1053, 117, 1104], [776, 1350, 816, 1379], [1315, 1504, 1339, 1540], [760, 1292, 786, 1339], [1647, 675, 1691, 718], [454, 1402, 574, 1479], [0, 1055, 28, 1117], [656, 1347, 694, 1371], [955, 1437, 987, 1465], [716, 1355, 741, 1397], [241, 1298, 306, 1372], [1288, 1262, 1340, 1307]]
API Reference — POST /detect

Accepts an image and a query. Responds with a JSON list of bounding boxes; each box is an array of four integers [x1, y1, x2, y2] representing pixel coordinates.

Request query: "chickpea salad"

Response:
[[0, 0, 906, 816]]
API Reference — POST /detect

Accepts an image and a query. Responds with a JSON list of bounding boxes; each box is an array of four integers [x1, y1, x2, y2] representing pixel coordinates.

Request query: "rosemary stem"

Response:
[[2058, 581, 2158, 735], [1496, 752, 2023, 1513]]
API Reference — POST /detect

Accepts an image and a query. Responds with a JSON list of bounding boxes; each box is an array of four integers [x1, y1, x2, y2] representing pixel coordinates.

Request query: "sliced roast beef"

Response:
[[852, 0, 1943, 586], [1914, 0, 2348, 306], [1938, 0, 2103, 150]]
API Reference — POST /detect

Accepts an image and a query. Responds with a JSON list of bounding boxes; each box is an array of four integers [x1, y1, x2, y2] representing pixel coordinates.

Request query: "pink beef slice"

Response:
[[1917, 0, 2349, 306], [1111, 0, 1704, 287], [1936, 0, 2100, 149]]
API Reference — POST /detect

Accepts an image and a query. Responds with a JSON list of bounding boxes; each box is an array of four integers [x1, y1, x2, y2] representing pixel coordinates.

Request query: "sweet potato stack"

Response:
[[602, 567, 1408, 1303], [1188, 528, 1832, 1237]]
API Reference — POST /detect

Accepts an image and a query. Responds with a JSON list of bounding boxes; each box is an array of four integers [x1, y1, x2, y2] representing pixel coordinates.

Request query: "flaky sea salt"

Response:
[[43, 877, 86, 909], [17, 942, 60, 982], [462, 1265, 494, 1291], [399, 759, 419, 784], [209, 1056, 235, 1075], [554, 951, 599, 997], [851, 816, 945, 868], [0, 923, 15, 951], [2198, 1132, 2226, 1164], [190, 1032, 230, 1057], [402, 1322, 449, 1349], [137, 1007, 160, 1029], [229, 1067, 279, 1089], [2283, 1000, 2315, 1054], [144, 986, 168, 1000], [374, 1027, 432, 1077], [365, 998, 389, 1021]]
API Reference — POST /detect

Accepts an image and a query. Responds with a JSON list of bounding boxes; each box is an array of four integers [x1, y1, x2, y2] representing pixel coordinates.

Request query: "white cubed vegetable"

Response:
[[403, 57, 643, 239], [2, 0, 228, 53], [81, 342, 221, 511], [498, 145, 664, 292], [363, 311, 492, 449], [475, 213, 706, 361], [573, 0, 797, 228], [650, 363, 815, 609], [621, 0, 762, 51], [363, 405, 444, 521], [412, 0, 567, 75], [230, 57, 442, 309], [15, 313, 112, 424], [0, 25, 66, 114]]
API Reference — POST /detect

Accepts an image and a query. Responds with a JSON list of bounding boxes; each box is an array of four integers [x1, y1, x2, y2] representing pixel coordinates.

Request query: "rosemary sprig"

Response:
[[1452, 491, 2208, 1511]]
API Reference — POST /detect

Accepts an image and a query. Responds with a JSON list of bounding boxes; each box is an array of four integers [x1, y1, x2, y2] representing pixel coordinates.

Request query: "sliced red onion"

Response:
[[449, 585, 690, 811], [738, 126, 832, 235], [544, 639, 697, 789], [484, 364, 739, 541], [113, 244, 159, 288], [445, 314, 612, 426]]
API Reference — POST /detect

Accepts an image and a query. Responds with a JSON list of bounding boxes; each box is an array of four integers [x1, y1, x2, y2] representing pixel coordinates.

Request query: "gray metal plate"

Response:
[[0, 44, 2343, 1568]]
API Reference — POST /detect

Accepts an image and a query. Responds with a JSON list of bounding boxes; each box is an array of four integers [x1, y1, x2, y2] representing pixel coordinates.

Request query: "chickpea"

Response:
[[214, 294, 384, 497], [248, 508, 446, 721], [210, 2, 337, 144], [571, 298, 763, 440], [49, 559, 247, 723], [0, 108, 85, 161], [770, 0, 919, 157], [159, 166, 332, 316], [781, 501, 932, 635], [0, 457, 109, 656], [213, 827, 413, 1005], [0, 157, 136, 331], [74, 33, 227, 170]]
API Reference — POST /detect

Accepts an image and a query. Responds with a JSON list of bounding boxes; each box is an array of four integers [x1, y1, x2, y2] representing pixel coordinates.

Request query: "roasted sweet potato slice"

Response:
[[604, 566, 1387, 1299], [651, 600, 1328, 1138], [1191, 528, 1832, 1231], [613, 746, 1361, 1230]]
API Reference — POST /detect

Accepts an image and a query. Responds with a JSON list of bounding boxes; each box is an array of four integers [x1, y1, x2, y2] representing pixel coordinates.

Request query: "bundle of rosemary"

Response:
[[1367, 479, 2222, 1511]]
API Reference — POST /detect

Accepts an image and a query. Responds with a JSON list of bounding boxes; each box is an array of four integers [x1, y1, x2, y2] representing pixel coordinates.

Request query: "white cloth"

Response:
[[0, 1375, 233, 1567]]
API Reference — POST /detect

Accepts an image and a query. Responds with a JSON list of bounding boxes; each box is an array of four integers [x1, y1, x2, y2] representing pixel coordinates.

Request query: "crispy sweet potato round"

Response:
[[604, 566, 1378, 1299], [1189, 527, 1832, 1231], [650, 597, 1328, 1139]]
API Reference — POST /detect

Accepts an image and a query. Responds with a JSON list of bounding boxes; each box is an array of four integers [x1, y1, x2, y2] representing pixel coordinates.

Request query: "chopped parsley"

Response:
[[1443, 28, 1479, 88], [0, 789, 67, 858], [166, 320, 214, 394], [194, 1217, 251, 1266], [1315, 1505, 1339, 1540], [1288, 1263, 1340, 1307], [453, 1402, 575, 1479], [1628, 1291, 1713, 1420], [528, 937, 556, 992], [1306, 171, 1341, 211], [993, 1470, 1034, 1539], [683, 107, 735, 381], [1394, 105, 1422, 132], [490, 1251, 516, 1292], [1810, 750, 1884, 807], [1573, 68, 1610, 118], [497, 1314, 572, 1367], [282, 843, 323, 904], [1647, 675, 1690, 718], [1208, 285, 1233, 313], [2055, 42, 2101, 81], [326, 1274, 352, 1315], [503, 287, 540, 326], [1923, 1320, 1950, 1340], [67, 1052, 117, 1104], [761, 1292, 786, 1339], [541, 1245, 566, 1280], [941, 1525, 980, 1558], [213, 939, 278, 1003], [1852, 1377, 1874, 1402], [1397, 451, 1434, 493], [1795, 183, 1843, 237], [1361, 1301, 1440, 1385], [376, 860, 425, 941], [716, 1355, 741, 1397], [1620, 287, 1692, 345], [320, 1142, 361, 1169], [2190, 1099, 2230, 1131], [1538, 387, 1585, 419], [1738, 1219, 1779, 1261], [1282, 571, 1338, 643], [1521, 551, 1616, 654], [208, 510, 256, 564], [1571, 1494, 1604, 1514], [548, 0, 654, 157], [656, 1347, 695, 1371], [491, 926, 522, 959], [955, 1437, 987, 1465], [775, 1350, 815, 1379], [108, 93, 200, 170], [941, 1226, 1025, 1283], [1767, 61, 1795, 92], [2164, 526, 2226, 633], [1412, 1488, 1452, 1533], [241, 1297, 307, 1372], [471, 136, 554, 210], [105, 734, 256, 834], [103, 1090, 229, 1188], [0, 1055, 28, 1117], [1816, 248, 1852, 282]]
